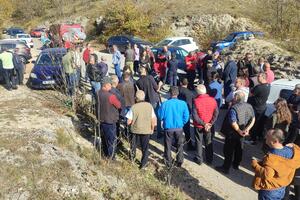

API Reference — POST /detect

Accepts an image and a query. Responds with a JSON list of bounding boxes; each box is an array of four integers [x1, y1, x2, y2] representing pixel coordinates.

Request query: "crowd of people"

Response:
[[0, 47, 25, 90], [3, 40, 300, 200]]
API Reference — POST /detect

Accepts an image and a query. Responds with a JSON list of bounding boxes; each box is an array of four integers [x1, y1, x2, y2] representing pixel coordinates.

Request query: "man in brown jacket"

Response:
[[252, 129, 300, 200], [126, 90, 157, 169]]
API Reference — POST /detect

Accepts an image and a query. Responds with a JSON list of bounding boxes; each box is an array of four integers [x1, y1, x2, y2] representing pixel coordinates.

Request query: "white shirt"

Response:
[[225, 87, 249, 103], [134, 47, 140, 61]]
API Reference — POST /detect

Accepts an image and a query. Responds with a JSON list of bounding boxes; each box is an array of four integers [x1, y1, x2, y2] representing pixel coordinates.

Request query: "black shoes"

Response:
[[215, 166, 229, 174], [193, 157, 202, 165]]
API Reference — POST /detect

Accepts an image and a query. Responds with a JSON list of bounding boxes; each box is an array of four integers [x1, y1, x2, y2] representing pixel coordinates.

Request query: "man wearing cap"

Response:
[[0, 47, 16, 91], [97, 76, 122, 159], [126, 90, 157, 169], [158, 86, 190, 168]]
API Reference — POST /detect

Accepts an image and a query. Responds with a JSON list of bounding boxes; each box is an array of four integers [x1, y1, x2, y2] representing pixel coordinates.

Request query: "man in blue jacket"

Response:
[[158, 86, 190, 168]]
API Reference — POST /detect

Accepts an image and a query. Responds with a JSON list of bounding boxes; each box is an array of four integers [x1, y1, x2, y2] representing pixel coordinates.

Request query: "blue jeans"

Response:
[[153, 102, 162, 138], [66, 73, 76, 96], [168, 71, 177, 86], [258, 187, 285, 200], [114, 63, 122, 81], [90, 81, 101, 97], [101, 123, 117, 159]]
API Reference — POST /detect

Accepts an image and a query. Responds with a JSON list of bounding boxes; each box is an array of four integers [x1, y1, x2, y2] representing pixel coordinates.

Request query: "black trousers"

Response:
[[251, 111, 266, 141], [183, 121, 193, 147], [130, 133, 150, 167], [187, 70, 196, 90], [194, 127, 214, 163], [223, 135, 244, 170], [164, 129, 185, 167], [3, 69, 16, 90], [134, 61, 139, 73]]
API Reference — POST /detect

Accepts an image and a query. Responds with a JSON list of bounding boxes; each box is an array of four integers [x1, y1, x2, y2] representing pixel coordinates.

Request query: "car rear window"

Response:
[[37, 53, 64, 66], [156, 40, 172, 46], [279, 89, 293, 100]]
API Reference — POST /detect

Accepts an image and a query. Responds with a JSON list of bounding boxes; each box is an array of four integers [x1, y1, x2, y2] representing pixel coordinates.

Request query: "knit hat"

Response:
[[101, 76, 112, 85]]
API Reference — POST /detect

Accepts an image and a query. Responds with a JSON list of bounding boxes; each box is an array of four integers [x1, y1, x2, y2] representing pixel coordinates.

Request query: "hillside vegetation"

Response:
[[1, 0, 300, 52]]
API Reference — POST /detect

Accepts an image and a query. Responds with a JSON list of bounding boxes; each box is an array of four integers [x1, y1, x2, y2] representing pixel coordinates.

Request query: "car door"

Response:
[[119, 36, 130, 53]]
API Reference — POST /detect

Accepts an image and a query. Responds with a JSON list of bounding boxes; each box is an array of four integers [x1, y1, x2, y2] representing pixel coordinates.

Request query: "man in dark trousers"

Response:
[[216, 92, 255, 174], [222, 56, 238, 98], [136, 67, 162, 137], [13, 48, 25, 85], [126, 90, 157, 169], [97, 76, 121, 159], [0, 47, 17, 90], [192, 84, 219, 165], [247, 72, 270, 144], [158, 86, 189, 168], [178, 78, 196, 150], [167, 53, 179, 86]]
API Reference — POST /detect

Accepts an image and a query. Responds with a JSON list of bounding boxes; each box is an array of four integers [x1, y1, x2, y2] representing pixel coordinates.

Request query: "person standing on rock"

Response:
[[178, 78, 196, 150], [192, 84, 219, 165], [124, 43, 135, 74], [158, 86, 189, 168], [222, 55, 238, 99], [126, 90, 157, 169], [263, 62, 275, 84], [97, 76, 121, 159], [0, 47, 17, 91], [112, 45, 122, 81], [216, 92, 255, 174]]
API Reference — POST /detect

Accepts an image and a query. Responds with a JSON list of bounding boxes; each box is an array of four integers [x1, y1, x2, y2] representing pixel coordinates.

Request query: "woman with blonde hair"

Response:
[[271, 98, 292, 133]]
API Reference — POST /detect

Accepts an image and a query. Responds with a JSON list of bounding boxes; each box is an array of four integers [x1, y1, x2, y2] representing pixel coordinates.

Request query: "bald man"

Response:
[[263, 62, 274, 84]]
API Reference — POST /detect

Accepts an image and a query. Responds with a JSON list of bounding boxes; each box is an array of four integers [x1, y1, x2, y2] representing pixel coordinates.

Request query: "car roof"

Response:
[[41, 48, 67, 54], [162, 37, 193, 40], [271, 79, 300, 87], [151, 46, 188, 52], [231, 31, 254, 35], [0, 40, 26, 44], [16, 33, 30, 36]]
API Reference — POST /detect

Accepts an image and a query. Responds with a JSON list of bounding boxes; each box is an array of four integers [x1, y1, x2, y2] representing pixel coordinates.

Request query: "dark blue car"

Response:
[[151, 46, 189, 70], [29, 48, 66, 89], [211, 31, 264, 51]]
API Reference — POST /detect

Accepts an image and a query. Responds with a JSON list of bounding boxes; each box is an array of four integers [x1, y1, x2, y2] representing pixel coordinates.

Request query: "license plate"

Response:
[[42, 80, 55, 84]]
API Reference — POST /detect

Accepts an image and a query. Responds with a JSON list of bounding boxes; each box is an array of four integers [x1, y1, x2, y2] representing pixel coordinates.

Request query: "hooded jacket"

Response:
[[252, 145, 300, 190]]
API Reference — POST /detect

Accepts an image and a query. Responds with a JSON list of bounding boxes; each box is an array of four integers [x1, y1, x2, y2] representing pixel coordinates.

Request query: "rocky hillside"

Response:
[[0, 86, 186, 200]]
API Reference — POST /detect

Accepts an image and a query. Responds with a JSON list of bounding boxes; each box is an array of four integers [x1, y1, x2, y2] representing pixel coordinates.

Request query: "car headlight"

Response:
[[30, 73, 37, 79]]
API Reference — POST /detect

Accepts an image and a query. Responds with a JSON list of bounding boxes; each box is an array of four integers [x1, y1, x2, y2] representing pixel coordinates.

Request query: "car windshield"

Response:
[[18, 34, 30, 38], [132, 36, 144, 42], [37, 53, 64, 66], [156, 39, 172, 46], [224, 34, 236, 42]]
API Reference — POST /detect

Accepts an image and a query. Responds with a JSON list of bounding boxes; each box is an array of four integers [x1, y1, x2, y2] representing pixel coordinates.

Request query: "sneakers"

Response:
[[215, 166, 229, 174]]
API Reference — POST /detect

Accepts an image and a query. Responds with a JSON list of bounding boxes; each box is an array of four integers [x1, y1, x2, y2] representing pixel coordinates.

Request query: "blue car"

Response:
[[211, 31, 264, 51], [29, 48, 66, 89], [151, 46, 189, 70]]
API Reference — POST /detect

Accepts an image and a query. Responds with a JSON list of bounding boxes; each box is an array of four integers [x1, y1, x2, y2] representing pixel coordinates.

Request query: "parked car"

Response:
[[28, 48, 66, 89], [265, 79, 300, 117], [0, 40, 32, 63], [156, 37, 198, 52], [211, 31, 264, 51], [107, 35, 152, 53], [30, 28, 46, 38], [6, 28, 25, 37], [151, 46, 189, 70], [15, 34, 34, 48]]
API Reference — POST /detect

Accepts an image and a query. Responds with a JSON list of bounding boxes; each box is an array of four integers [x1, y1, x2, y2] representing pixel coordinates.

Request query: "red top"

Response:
[[83, 48, 90, 64], [185, 55, 197, 71], [195, 52, 206, 69], [193, 94, 217, 128], [266, 69, 275, 84], [109, 94, 121, 109]]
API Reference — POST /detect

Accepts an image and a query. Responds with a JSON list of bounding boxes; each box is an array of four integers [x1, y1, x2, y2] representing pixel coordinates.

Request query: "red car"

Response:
[[30, 28, 45, 38]]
